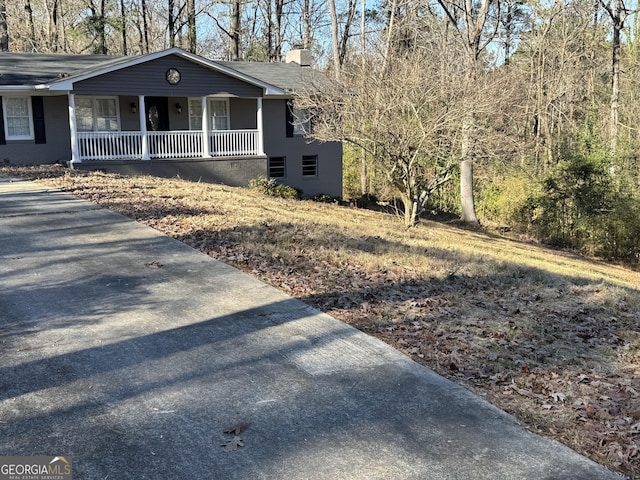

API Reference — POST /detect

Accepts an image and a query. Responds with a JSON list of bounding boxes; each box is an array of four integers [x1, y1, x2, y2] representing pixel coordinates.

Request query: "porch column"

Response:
[[256, 97, 265, 156], [201, 97, 211, 158], [138, 95, 150, 160], [67, 93, 81, 164]]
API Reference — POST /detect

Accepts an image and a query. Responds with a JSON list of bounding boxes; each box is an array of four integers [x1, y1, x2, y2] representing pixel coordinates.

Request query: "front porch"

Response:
[[76, 129, 261, 161], [67, 94, 265, 163]]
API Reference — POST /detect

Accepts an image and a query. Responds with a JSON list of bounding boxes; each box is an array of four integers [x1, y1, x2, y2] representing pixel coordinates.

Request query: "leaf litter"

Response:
[[3, 165, 639, 478]]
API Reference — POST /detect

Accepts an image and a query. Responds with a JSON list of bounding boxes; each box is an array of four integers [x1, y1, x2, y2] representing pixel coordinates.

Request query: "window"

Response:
[[188, 98, 203, 130], [292, 105, 311, 136], [286, 100, 311, 137], [3, 97, 33, 140], [302, 155, 317, 177], [188, 98, 229, 130], [209, 99, 229, 130], [76, 97, 119, 132], [269, 157, 286, 178]]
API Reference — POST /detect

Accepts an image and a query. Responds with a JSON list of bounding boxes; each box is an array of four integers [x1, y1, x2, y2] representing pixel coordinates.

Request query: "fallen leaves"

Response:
[[221, 436, 244, 452], [5, 166, 640, 479], [221, 421, 249, 452]]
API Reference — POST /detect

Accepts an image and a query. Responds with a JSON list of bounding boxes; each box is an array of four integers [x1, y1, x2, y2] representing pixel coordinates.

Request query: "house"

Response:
[[0, 48, 342, 198]]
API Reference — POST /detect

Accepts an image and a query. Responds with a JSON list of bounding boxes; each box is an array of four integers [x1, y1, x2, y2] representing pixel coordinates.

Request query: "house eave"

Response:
[[0, 85, 39, 92]]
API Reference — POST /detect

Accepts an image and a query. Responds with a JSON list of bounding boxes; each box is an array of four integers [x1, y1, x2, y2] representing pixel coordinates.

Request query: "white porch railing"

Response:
[[210, 129, 259, 156], [77, 129, 261, 161], [148, 131, 203, 159], [78, 131, 142, 160]]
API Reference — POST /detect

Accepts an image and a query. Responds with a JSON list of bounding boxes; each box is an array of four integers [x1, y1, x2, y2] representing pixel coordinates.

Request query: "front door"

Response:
[[145, 97, 170, 131]]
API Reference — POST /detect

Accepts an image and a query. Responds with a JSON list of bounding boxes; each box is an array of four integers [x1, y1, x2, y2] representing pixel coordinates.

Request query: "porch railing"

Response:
[[78, 131, 141, 160], [210, 129, 259, 156], [77, 129, 260, 161], [148, 131, 203, 159]]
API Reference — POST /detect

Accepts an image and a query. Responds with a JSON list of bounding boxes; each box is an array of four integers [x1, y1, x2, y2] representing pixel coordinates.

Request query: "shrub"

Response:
[[249, 177, 302, 199], [311, 193, 341, 203]]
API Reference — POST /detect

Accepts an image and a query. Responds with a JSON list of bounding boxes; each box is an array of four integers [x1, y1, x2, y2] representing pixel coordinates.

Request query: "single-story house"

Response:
[[0, 47, 342, 197]]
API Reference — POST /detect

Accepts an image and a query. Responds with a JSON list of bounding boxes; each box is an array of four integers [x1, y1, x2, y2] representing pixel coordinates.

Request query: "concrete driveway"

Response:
[[0, 177, 621, 479]]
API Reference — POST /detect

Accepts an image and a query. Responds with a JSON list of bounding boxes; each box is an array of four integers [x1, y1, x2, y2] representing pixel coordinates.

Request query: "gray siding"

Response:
[[262, 99, 342, 198], [119, 96, 258, 131], [0, 89, 342, 198], [73, 55, 263, 98], [119, 96, 140, 131], [230, 98, 257, 130], [0, 95, 71, 165]]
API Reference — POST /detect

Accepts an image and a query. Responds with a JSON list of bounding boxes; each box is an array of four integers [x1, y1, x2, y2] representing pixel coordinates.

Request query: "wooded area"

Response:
[[1, 0, 640, 262]]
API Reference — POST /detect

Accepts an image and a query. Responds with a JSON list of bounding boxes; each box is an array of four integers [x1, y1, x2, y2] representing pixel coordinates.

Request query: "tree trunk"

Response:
[[328, 0, 340, 79], [460, 110, 478, 223], [338, 0, 356, 66], [141, 0, 149, 53], [600, 0, 636, 154], [265, 0, 273, 60], [611, 17, 621, 154], [0, 0, 8, 52], [168, 0, 176, 48], [382, 0, 397, 72], [359, 0, 367, 194], [303, 0, 311, 49], [25, 0, 36, 51], [187, 0, 196, 53], [274, 0, 284, 60], [98, 0, 107, 53], [503, 2, 513, 67], [121, 0, 128, 55], [44, 0, 60, 52], [230, 0, 240, 60], [88, 0, 107, 54]]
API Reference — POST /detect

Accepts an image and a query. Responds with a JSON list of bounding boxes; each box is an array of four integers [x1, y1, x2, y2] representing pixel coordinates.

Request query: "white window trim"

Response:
[[188, 97, 230, 131], [208, 98, 230, 131], [2, 96, 34, 141], [188, 97, 203, 131], [76, 96, 121, 132]]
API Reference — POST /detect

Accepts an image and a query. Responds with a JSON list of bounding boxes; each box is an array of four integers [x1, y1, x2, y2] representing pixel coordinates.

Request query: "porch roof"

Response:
[[0, 48, 316, 96]]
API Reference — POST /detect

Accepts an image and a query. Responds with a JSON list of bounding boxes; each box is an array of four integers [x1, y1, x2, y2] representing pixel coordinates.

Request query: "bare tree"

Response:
[[120, 0, 128, 54], [436, 0, 498, 224], [230, 0, 241, 59], [87, 0, 108, 53], [141, 0, 150, 52], [24, 0, 37, 51], [186, 0, 196, 52], [206, 0, 241, 60], [296, 49, 461, 226], [600, 0, 637, 153], [328, 0, 340, 77], [302, 0, 311, 48], [168, 0, 176, 47], [0, 0, 8, 51], [500, 0, 527, 67]]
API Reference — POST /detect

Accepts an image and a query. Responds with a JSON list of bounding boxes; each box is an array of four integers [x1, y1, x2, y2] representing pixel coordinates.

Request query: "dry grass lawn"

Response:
[[2, 165, 639, 478]]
